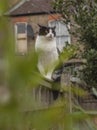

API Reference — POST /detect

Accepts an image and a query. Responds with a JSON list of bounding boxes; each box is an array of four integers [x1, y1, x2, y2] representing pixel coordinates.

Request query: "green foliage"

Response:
[[53, 0, 97, 48], [54, 0, 97, 89], [53, 1, 97, 129], [0, 0, 97, 130], [59, 43, 78, 63], [82, 49, 97, 87]]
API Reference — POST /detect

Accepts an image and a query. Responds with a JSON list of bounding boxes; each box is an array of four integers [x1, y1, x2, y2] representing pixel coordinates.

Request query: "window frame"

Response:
[[14, 22, 28, 54]]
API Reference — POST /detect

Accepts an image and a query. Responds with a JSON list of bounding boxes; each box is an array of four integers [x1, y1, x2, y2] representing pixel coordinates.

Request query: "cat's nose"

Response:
[[49, 34, 53, 37], [46, 33, 53, 39]]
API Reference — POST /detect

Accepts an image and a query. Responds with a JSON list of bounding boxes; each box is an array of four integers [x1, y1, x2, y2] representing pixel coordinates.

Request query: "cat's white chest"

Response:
[[35, 36, 57, 51]]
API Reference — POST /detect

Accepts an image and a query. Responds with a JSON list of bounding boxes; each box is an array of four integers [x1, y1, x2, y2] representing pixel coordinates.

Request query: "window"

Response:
[[48, 20, 71, 52], [15, 22, 27, 54], [15, 22, 34, 55], [17, 23, 27, 34]]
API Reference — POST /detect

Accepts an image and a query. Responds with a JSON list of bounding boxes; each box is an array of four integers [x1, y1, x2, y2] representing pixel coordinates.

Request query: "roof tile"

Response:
[[9, 0, 55, 16]]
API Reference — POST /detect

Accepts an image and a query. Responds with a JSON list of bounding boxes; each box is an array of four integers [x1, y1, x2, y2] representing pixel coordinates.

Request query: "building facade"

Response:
[[7, 0, 71, 55]]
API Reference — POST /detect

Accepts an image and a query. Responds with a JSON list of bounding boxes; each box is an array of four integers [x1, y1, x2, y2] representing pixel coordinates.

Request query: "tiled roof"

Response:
[[7, 0, 55, 16]]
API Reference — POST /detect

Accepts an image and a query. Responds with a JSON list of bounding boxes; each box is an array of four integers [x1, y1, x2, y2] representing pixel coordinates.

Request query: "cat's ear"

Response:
[[38, 24, 47, 28], [38, 24, 42, 28]]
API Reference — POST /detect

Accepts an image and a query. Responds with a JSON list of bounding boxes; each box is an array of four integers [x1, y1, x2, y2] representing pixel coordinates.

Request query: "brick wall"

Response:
[[11, 16, 28, 23]]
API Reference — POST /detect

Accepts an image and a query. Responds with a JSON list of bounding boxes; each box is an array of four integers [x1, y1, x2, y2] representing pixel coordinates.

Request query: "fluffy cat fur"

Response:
[[35, 25, 59, 80]]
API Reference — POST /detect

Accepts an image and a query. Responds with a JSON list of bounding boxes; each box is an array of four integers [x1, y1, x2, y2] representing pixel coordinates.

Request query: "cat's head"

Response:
[[38, 24, 56, 39]]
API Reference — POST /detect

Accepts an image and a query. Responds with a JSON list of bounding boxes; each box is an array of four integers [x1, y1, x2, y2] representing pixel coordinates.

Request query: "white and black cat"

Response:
[[35, 24, 59, 80]]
